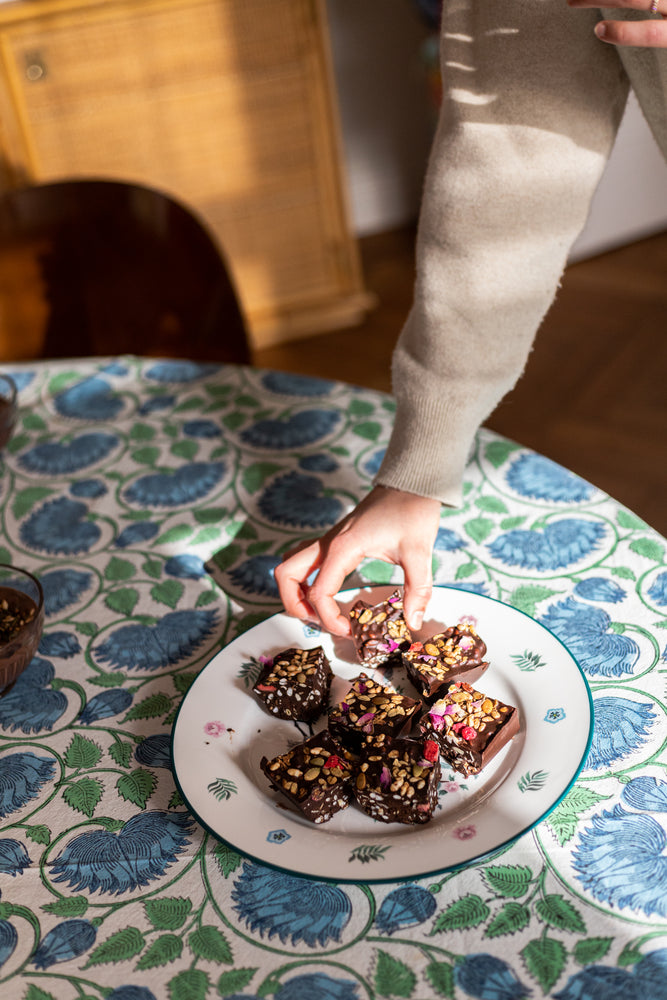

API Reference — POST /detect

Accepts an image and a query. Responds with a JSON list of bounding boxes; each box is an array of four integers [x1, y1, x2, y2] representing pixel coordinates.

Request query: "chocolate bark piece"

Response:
[[349, 589, 412, 669], [419, 681, 519, 777], [352, 737, 441, 824], [402, 625, 489, 700], [253, 646, 333, 722], [328, 672, 422, 754], [260, 730, 354, 824]]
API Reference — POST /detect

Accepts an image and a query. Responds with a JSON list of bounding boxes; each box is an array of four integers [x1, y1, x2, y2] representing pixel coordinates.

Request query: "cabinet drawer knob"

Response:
[[25, 55, 47, 82]]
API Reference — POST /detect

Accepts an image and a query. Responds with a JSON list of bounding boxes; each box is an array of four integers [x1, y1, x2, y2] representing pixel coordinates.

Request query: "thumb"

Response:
[[401, 552, 433, 632]]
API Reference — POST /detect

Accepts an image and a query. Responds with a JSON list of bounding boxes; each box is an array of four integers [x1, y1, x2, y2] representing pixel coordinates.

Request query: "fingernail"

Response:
[[594, 22, 606, 39], [410, 611, 423, 630]]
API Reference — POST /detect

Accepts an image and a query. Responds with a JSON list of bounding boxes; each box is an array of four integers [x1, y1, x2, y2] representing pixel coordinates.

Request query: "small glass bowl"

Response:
[[0, 374, 17, 451], [0, 564, 44, 693]]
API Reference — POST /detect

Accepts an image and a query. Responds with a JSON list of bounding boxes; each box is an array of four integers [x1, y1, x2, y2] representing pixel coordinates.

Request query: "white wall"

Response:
[[326, 0, 667, 257], [570, 91, 667, 260], [325, 0, 434, 235]]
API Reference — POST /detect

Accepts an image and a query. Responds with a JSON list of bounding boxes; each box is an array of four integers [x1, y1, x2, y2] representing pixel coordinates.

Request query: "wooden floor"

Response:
[[255, 226, 667, 537]]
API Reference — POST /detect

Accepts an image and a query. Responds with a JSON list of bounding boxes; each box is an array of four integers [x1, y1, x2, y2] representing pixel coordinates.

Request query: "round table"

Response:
[[0, 357, 666, 1000]]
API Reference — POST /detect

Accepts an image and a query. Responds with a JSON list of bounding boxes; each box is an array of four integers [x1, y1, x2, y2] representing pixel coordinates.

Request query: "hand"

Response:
[[274, 485, 442, 637], [568, 0, 667, 47]]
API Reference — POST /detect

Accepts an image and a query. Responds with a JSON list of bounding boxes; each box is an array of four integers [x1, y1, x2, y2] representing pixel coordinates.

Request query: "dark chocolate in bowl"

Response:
[[0, 567, 45, 693]]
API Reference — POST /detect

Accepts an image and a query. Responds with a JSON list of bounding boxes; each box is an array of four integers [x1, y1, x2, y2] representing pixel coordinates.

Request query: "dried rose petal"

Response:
[[428, 712, 445, 732]]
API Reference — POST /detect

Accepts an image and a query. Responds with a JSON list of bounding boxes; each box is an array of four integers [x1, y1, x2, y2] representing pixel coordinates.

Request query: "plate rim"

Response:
[[171, 584, 594, 883]]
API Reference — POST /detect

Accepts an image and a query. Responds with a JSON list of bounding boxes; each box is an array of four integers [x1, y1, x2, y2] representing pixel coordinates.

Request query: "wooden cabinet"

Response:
[[0, 0, 371, 348]]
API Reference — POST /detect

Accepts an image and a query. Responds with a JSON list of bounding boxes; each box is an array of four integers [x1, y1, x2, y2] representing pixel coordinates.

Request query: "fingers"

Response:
[[402, 581, 432, 633], [401, 544, 434, 632], [305, 538, 365, 636], [568, 0, 661, 10], [594, 17, 667, 46], [274, 534, 358, 637], [273, 540, 323, 622], [567, 0, 667, 47], [275, 487, 443, 638]]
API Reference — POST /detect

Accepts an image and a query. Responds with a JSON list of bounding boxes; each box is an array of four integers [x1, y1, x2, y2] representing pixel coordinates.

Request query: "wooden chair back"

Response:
[[0, 179, 251, 363]]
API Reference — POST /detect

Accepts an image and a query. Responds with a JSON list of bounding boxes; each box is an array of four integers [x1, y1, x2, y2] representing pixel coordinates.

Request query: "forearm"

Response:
[[377, 0, 629, 504]]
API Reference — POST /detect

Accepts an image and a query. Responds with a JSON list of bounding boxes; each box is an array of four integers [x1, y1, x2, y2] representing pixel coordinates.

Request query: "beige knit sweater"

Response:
[[376, 1, 667, 507]]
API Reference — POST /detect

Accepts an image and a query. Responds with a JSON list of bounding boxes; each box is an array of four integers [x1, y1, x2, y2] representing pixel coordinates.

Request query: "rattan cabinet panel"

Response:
[[0, 0, 370, 346]]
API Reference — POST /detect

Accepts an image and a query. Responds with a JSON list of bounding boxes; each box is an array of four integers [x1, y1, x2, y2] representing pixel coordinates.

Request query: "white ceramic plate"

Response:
[[172, 586, 592, 882]]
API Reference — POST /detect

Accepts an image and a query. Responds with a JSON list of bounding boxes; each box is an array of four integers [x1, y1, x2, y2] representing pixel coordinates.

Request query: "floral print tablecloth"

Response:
[[0, 356, 666, 1000]]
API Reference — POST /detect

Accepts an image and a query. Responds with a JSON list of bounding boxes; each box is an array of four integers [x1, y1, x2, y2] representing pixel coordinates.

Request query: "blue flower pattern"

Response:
[[375, 885, 437, 934], [115, 521, 160, 548], [241, 410, 340, 449], [19, 432, 119, 474], [434, 526, 467, 551], [488, 518, 606, 570], [0, 838, 32, 875], [231, 863, 352, 947], [164, 553, 206, 579], [107, 989, 158, 1000], [540, 598, 639, 677], [32, 919, 97, 968], [454, 953, 531, 999], [70, 478, 108, 498], [138, 393, 175, 415], [50, 812, 194, 894], [124, 462, 226, 507], [362, 446, 385, 478], [260, 371, 335, 396], [54, 377, 124, 420], [182, 419, 221, 438], [647, 571, 667, 606], [555, 949, 667, 999], [0, 752, 56, 817], [38, 631, 81, 658], [20, 497, 101, 554], [274, 974, 360, 1000], [258, 471, 343, 528], [506, 453, 595, 503], [0, 658, 68, 733], [0, 920, 18, 969], [95, 609, 218, 670], [573, 576, 625, 604], [0, 358, 664, 996], [145, 360, 219, 382], [584, 696, 655, 771], [573, 803, 667, 917], [134, 734, 172, 769], [229, 554, 280, 597], [40, 568, 93, 615], [79, 688, 133, 724]]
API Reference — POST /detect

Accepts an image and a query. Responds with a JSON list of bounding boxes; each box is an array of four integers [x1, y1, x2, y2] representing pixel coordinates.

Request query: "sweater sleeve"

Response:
[[375, 0, 629, 507]]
